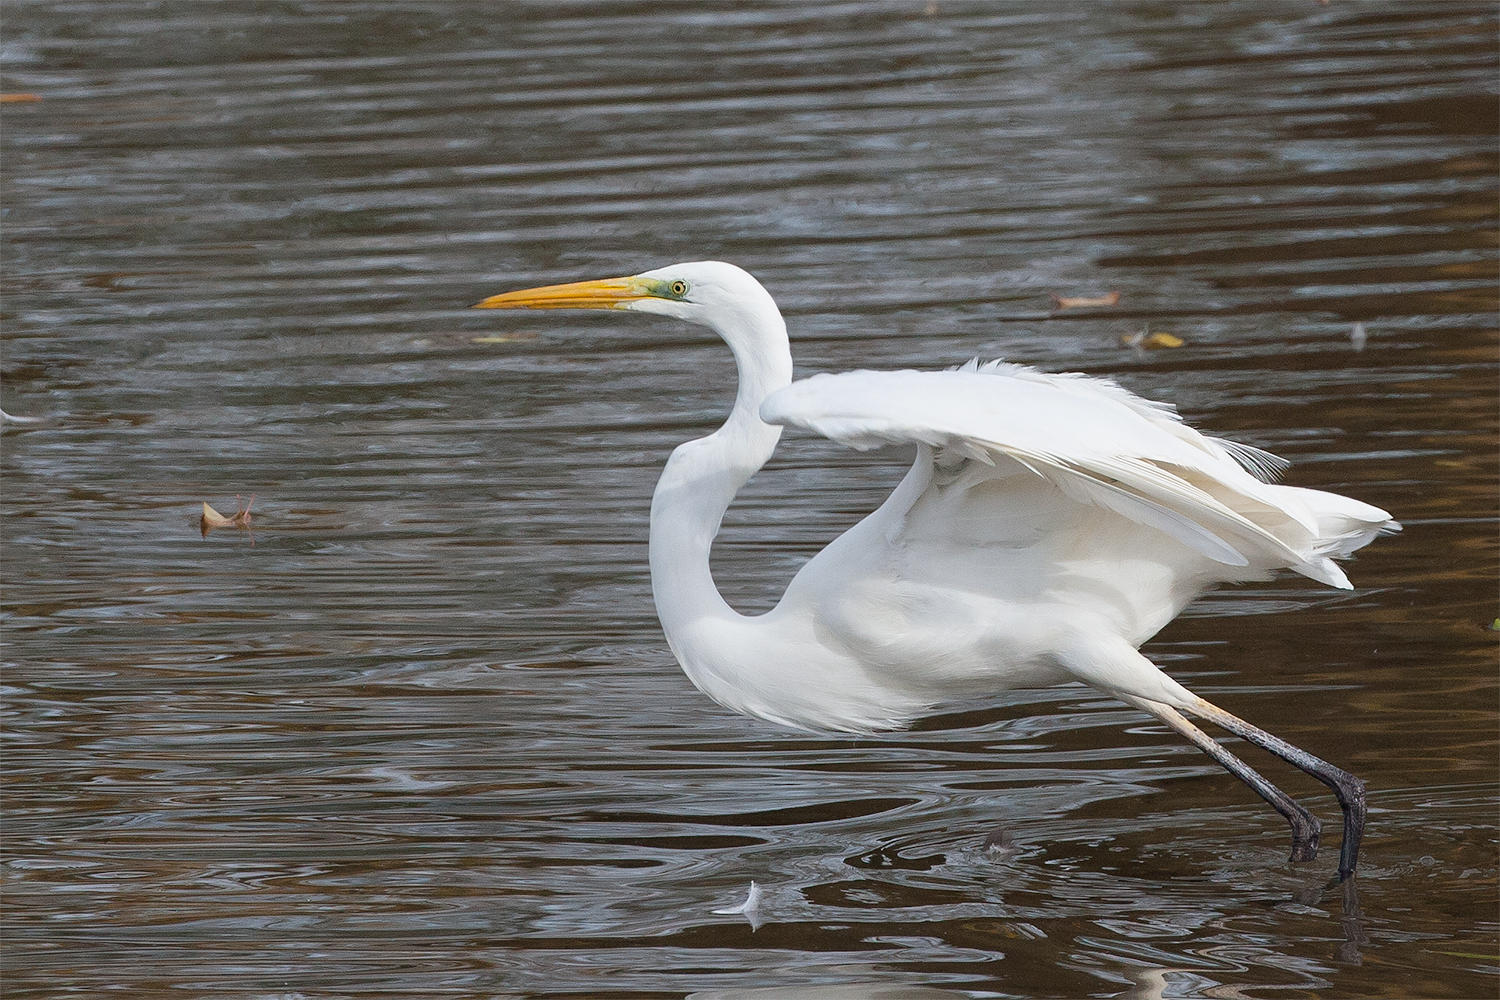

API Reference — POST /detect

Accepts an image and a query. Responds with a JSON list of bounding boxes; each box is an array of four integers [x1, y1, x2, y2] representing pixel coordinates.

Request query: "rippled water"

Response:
[[2, 2, 1496, 997]]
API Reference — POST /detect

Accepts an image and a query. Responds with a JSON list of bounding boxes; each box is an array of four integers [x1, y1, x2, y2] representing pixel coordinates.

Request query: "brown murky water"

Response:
[[2, 3, 1496, 997]]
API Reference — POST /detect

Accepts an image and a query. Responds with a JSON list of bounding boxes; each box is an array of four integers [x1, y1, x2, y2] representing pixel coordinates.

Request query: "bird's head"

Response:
[[473, 261, 780, 332]]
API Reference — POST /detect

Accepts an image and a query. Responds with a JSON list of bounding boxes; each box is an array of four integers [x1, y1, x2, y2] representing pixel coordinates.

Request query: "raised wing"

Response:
[[761, 360, 1385, 586]]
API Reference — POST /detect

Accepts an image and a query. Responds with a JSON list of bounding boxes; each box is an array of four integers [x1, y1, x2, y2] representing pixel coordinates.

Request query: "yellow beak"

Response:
[[472, 275, 652, 310]]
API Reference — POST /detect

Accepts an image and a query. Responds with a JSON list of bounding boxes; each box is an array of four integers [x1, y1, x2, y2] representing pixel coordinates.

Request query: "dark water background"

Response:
[[2, 2, 1496, 997]]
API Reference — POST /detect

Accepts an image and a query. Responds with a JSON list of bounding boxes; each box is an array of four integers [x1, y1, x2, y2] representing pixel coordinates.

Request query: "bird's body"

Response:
[[477, 261, 1396, 878], [663, 360, 1388, 733]]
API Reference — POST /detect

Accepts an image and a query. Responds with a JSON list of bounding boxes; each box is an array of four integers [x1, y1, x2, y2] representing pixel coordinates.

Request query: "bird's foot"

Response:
[[1288, 813, 1322, 863], [1335, 774, 1367, 881]]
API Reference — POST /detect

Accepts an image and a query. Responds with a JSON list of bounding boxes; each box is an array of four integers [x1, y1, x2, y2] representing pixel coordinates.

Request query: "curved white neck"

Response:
[[648, 313, 793, 645]]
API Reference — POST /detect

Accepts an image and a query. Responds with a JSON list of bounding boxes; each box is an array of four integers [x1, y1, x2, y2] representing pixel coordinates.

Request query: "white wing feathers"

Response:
[[760, 362, 1392, 586]]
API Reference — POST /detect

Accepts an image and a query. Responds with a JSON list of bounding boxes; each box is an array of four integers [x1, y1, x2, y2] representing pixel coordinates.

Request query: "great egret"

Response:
[[476, 261, 1396, 879]]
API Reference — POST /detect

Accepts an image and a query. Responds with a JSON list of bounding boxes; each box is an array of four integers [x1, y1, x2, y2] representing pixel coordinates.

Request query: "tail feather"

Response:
[[1270, 485, 1398, 587]]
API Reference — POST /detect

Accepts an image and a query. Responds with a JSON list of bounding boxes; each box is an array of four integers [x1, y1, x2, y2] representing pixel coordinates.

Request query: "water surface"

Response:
[[2, 2, 1496, 997]]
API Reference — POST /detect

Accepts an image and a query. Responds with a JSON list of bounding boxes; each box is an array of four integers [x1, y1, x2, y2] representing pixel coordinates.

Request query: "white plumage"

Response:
[[476, 260, 1395, 879]]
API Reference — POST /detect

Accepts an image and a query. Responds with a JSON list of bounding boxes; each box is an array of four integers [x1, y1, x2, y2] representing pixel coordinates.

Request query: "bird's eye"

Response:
[[670, 280, 689, 297]]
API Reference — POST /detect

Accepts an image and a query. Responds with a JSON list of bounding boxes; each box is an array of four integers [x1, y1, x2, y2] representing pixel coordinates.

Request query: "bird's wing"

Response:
[[760, 361, 1314, 571]]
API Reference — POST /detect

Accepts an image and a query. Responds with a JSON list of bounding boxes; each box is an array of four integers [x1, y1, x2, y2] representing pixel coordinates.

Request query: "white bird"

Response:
[[475, 261, 1396, 879]]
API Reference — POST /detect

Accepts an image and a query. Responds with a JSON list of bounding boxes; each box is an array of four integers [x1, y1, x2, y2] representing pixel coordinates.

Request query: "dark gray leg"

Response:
[[1185, 695, 1366, 880], [1121, 695, 1321, 863]]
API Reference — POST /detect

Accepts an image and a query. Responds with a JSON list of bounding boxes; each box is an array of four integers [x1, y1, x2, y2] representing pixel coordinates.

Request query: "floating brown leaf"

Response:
[[0, 93, 41, 103], [201, 494, 254, 543], [1050, 290, 1121, 310]]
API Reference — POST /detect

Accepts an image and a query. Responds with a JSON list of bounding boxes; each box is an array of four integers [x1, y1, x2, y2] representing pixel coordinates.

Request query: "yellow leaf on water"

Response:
[[1120, 330, 1185, 350]]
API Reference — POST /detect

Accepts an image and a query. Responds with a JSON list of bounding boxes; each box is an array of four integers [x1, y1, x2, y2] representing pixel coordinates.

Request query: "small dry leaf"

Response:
[[471, 332, 539, 344], [0, 93, 41, 103], [1050, 290, 1122, 310], [200, 502, 234, 532], [1120, 330, 1184, 350], [201, 495, 255, 542]]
